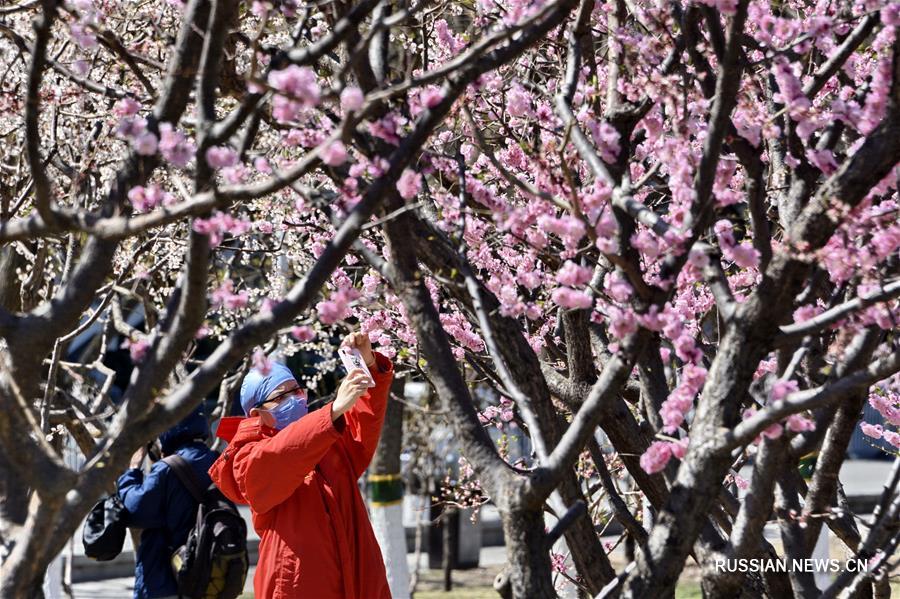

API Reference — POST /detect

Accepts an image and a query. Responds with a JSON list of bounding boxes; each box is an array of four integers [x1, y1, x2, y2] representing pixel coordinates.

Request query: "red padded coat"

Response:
[[209, 353, 393, 599]]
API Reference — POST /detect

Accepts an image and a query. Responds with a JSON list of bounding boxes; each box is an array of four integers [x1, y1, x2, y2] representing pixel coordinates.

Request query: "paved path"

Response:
[[72, 546, 509, 598]]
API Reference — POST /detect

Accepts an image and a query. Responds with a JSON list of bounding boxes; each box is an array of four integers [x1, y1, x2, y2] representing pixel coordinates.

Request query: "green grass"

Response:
[[675, 581, 703, 599]]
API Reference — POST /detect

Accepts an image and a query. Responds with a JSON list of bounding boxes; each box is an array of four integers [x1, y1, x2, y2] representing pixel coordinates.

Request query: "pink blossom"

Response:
[[714, 219, 736, 248], [640, 441, 672, 474], [806, 149, 839, 175], [158, 123, 196, 167], [673, 334, 702, 364], [254, 156, 272, 174], [205, 146, 239, 168], [733, 111, 762, 147], [687, 249, 710, 269], [551, 287, 593, 310], [434, 18, 463, 54], [638, 305, 665, 332], [252, 349, 272, 376], [127, 185, 172, 212], [316, 287, 359, 324], [340, 86, 364, 112], [771, 57, 811, 121], [272, 95, 305, 123], [792, 304, 823, 323], [762, 422, 783, 440], [695, 0, 738, 15], [268, 65, 320, 105], [368, 115, 401, 145], [860, 422, 884, 439], [883, 430, 900, 448], [869, 392, 900, 426], [670, 437, 689, 460], [537, 215, 586, 248], [725, 243, 760, 269], [660, 364, 706, 432], [883, 4, 900, 26], [72, 59, 90, 76], [70, 22, 98, 49], [594, 212, 618, 253], [859, 58, 893, 135], [321, 141, 348, 166], [770, 379, 799, 402], [550, 552, 568, 574], [211, 279, 249, 310], [123, 337, 150, 363], [588, 120, 621, 163], [251, 1, 270, 17], [582, 179, 612, 213], [290, 325, 316, 342], [556, 261, 593, 286], [420, 86, 445, 109], [113, 97, 141, 117], [607, 306, 638, 339], [192, 211, 251, 247], [131, 132, 158, 156], [478, 405, 499, 425], [396, 169, 422, 200], [222, 165, 248, 184], [734, 474, 749, 490], [279, 0, 298, 17], [506, 83, 531, 118], [115, 116, 147, 139], [786, 414, 816, 433], [604, 272, 633, 303], [631, 230, 660, 260]]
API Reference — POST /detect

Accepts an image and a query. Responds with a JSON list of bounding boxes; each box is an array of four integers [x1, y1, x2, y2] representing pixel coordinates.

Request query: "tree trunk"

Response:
[[0, 247, 28, 545], [0, 452, 30, 555], [442, 506, 458, 591], [502, 508, 556, 599], [0, 493, 64, 599], [368, 377, 410, 598]]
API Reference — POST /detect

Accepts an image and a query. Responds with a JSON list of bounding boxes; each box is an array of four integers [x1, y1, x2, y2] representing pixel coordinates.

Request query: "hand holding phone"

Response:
[[338, 347, 375, 388]]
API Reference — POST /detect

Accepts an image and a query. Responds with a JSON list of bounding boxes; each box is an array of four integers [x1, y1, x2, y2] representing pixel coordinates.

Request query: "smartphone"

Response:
[[338, 347, 376, 388]]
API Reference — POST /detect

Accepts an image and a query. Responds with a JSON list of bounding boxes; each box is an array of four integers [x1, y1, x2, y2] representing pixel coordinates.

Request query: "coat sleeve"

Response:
[[231, 407, 343, 515], [339, 352, 394, 478], [116, 462, 168, 529]]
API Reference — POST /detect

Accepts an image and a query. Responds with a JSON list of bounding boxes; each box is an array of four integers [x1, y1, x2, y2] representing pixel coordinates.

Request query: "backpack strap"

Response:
[[162, 455, 206, 504]]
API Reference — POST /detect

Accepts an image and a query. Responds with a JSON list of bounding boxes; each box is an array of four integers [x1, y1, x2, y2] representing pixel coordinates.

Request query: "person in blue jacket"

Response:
[[117, 407, 219, 599]]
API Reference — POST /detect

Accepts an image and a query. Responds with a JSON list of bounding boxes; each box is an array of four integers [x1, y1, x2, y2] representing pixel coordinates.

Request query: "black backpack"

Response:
[[162, 455, 249, 599], [82, 494, 128, 561]]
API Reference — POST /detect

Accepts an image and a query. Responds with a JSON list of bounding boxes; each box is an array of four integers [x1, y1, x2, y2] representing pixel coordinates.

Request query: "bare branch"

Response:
[[539, 331, 645, 495], [546, 500, 586, 546], [23, 0, 58, 225], [729, 347, 900, 448], [803, 13, 880, 99], [776, 279, 900, 344]]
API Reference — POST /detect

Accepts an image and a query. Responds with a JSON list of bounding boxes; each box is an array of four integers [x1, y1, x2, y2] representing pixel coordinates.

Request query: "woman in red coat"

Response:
[[209, 332, 393, 599]]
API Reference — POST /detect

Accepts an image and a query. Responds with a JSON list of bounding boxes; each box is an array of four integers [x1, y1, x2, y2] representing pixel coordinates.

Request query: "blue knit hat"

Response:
[[240, 362, 297, 416]]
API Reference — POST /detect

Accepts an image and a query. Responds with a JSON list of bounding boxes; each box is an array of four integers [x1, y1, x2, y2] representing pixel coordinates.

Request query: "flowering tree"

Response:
[[1, 0, 899, 597]]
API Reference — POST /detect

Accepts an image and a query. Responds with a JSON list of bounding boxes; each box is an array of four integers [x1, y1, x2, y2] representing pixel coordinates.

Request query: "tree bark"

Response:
[[368, 377, 410, 599], [501, 508, 557, 599]]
